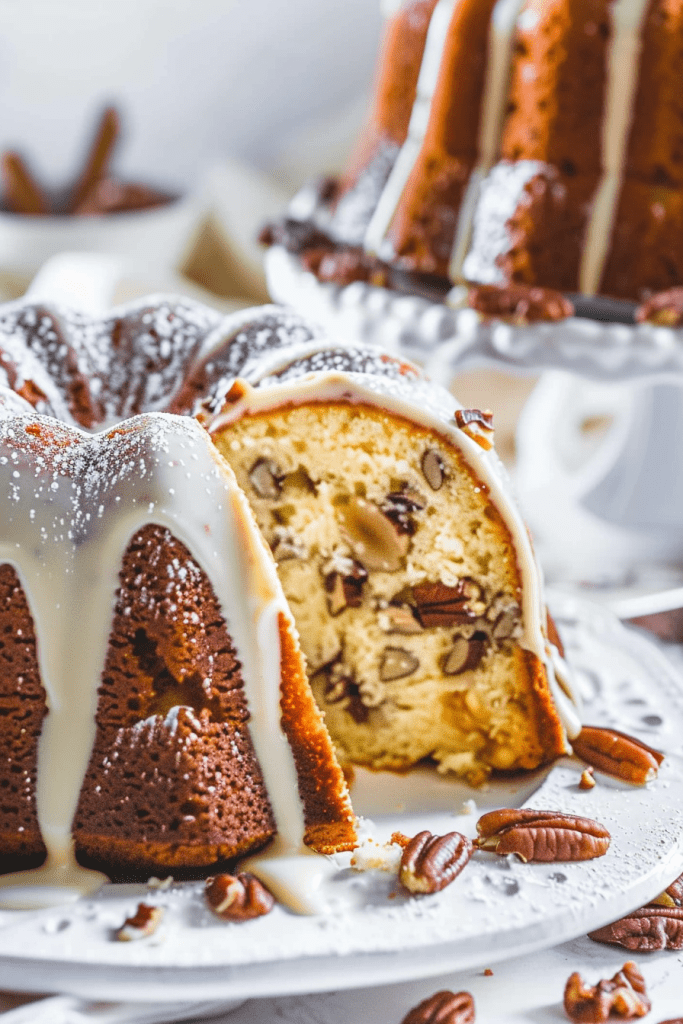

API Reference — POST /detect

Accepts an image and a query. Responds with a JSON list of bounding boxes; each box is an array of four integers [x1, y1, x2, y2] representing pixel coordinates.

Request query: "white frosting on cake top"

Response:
[[0, 408, 347, 914]]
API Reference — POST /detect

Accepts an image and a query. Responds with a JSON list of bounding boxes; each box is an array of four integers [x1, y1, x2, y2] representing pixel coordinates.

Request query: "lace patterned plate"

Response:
[[0, 593, 681, 1003], [266, 246, 683, 384]]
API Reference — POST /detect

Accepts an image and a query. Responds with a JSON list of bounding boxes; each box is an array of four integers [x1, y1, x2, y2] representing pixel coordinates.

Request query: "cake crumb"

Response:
[[350, 835, 405, 873]]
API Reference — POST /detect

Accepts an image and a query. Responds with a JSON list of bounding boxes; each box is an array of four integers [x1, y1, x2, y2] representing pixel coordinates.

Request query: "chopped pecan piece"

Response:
[[468, 283, 573, 324], [324, 559, 368, 615], [323, 671, 370, 723], [572, 726, 664, 785], [116, 902, 164, 941], [382, 605, 423, 634], [579, 767, 596, 790], [421, 448, 446, 491], [401, 990, 475, 1024], [413, 581, 476, 628], [564, 961, 650, 1022], [324, 673, 353, 704], [381, 488, 426, 536], [248, 457, 283, 499], [454, 409, 494, 450], [270, 527, 306, 562], [205, 872, 274, 921], [379, 646, 420, 681], [475, 809, 610, 862], [635, 286, 683, 327], [589, 905, 683, 951], [443, 634, 487, 675], [338, 496, 409, 571], [399, 830, 473, 894]]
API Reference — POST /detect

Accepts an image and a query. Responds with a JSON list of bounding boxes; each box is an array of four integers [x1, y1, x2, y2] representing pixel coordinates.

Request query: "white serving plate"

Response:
[[0, 593, 682, 1003]]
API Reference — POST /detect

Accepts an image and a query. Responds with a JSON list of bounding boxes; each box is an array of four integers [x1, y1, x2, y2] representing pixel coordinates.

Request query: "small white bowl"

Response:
[[0, 192, 201, 278]]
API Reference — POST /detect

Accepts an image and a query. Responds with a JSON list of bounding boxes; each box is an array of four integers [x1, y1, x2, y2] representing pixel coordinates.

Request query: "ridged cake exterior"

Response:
[[332, 0, 683, 300], [0, 300, 355, 883]]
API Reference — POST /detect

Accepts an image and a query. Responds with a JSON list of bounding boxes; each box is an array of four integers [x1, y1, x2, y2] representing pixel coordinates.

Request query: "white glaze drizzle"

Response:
[[448, 0, 526, 281], [209, 370, 582, 744], [364, 0, 458, 257], [0, 412, 336, 913], [579, 0, 650, 295]]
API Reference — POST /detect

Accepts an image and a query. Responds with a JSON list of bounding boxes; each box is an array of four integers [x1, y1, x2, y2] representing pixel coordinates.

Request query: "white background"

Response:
[[0, 0, 383, 193]]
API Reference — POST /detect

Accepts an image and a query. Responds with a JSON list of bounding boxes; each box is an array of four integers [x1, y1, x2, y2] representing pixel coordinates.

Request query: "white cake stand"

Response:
[[266, 244, 683, 620]]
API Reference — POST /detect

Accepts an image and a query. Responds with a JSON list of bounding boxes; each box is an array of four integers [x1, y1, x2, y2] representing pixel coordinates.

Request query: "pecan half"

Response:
[[116, 902, 164, 941], [401, 990, 475, 1024], [413, 581, 476, 628], [572, 726, 664, 785], [205, 872, 274, 921], [454, 409, 494, 450], [399, 830, 473, 894], [475, 809, 610, 862], [589, 905, 683, 951], [564, 961, 650, 1022]]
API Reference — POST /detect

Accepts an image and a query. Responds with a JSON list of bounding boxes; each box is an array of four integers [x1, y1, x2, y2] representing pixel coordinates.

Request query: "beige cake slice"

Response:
[[205, 339, 580, 786]]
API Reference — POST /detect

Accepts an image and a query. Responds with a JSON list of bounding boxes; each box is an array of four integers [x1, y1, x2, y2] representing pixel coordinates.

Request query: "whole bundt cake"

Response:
[[0, 298, 579, 905], [322, 0, 683, 302], [0, 299, 356, 904]]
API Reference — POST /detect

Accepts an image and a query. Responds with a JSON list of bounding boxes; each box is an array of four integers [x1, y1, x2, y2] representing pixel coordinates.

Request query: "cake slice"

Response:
[[206, 340, 580, 786]]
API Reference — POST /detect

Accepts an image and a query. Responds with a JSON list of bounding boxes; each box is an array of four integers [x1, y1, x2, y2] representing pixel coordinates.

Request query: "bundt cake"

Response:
[[201, 330, 581, 786], [0, 297, 578, 908], [315, 0, 683, 302], [0, 299, 356, 908]]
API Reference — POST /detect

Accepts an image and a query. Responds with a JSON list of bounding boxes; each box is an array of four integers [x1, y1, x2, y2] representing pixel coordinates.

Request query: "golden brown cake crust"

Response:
[[343, 0, 438, 184], [277, 614, 357, 854], [329, 0, 683, 300], [500, 0, 609, 176], [387, 0, 500, 275], [0, 566, 47, 873]]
